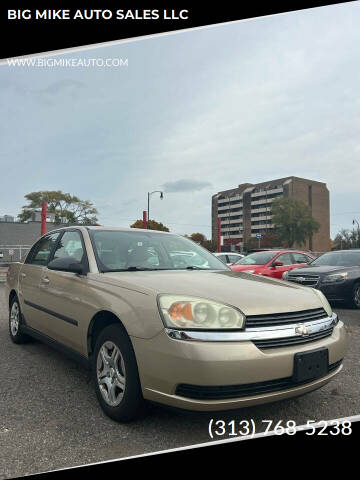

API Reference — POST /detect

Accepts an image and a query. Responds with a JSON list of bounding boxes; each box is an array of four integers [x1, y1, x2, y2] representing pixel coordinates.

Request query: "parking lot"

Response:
[[0, 283, 359, 479]]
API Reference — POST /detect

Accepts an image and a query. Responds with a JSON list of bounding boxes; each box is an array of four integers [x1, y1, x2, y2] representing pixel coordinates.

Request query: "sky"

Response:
[[1, 2, 360, 239]]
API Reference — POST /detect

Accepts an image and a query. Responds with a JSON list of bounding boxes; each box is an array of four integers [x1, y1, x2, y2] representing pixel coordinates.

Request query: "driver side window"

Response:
[[276, 253, 293, 265], [53, 231, 85, 263], [26, 232, 60, 266], [292, 253, 311, 264]]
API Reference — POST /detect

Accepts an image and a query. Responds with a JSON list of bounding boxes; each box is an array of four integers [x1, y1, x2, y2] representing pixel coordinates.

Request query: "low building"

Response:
[[0, 215, 15, 222], [0, 220, 79, 262], [212, 176, 330, 252]]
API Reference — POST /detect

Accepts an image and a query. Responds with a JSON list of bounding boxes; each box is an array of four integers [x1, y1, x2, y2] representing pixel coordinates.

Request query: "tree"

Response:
[[271, 197, 319, 248], [19, 190, 98, 225], [259, 231, 282, 248], [185, 233, 215, 252], [188, 233, 206, 244], [333, 229, 358, 250], [243, 236, 258, 251], [130, 219, 169, 231]]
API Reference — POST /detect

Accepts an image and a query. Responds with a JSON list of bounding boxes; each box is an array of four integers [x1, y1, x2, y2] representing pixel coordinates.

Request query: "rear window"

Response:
[[311, 251, 360, 266]]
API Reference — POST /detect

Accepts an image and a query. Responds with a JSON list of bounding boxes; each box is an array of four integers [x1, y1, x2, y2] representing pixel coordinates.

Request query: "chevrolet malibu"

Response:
[[6, 227, 346, 422]]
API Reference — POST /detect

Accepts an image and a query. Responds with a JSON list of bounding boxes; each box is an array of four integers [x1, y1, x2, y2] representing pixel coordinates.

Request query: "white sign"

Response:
[[220, 236, 224, 246], [9, 249, 14, 256]]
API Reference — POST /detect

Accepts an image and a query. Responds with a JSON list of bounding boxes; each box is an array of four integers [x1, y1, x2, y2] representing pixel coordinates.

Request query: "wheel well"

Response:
[[9, 290, 17, 308], [87, 311, 127, 357]]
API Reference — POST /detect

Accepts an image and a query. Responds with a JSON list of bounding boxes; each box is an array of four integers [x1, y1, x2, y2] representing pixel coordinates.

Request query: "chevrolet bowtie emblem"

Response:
[[295, 324, 312, 336]]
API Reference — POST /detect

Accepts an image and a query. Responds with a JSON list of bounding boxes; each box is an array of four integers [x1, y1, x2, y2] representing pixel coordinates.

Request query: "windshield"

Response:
[[311, 251, 360, 267], [234, 251, 277, 265], [90, 230, 229, 272]]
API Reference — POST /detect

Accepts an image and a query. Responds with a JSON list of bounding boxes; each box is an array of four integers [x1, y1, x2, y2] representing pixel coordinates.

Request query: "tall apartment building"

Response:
[[211, 176, 330, 252]]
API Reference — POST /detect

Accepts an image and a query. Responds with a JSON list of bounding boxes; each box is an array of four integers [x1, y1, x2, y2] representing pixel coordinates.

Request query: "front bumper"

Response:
[[131, 318, 347, 411], [317, 281, 352, 302]]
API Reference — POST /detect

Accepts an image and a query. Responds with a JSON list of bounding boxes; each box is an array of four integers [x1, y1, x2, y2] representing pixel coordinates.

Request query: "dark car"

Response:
[[283, 249, 360, 308]]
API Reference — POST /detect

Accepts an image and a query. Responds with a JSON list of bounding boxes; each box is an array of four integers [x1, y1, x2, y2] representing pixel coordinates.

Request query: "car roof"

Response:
[[328, 249, 360, 253], [248, 249, 312, 255], [46, 226, 175, 236], [215, 252, 242, 255]]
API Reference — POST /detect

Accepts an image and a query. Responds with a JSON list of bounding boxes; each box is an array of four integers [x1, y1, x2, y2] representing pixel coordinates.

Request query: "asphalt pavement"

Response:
[[0, 284, 359, 478]]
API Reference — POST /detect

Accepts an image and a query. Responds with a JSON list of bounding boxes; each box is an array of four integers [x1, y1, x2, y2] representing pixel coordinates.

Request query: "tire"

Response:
[[92, 324, 147, 422], [349, 282, 360, 309], [9, 296, 30, 344]]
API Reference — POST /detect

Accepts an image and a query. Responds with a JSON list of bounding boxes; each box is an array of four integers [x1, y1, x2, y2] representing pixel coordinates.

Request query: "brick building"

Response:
[[211, 176, 330, 253]]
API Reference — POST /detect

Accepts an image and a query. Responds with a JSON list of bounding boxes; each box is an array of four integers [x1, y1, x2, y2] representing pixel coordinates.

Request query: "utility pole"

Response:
[[41, 202, 47, 236], [353, 219, 360, 248], [142, 211, 147, 229]]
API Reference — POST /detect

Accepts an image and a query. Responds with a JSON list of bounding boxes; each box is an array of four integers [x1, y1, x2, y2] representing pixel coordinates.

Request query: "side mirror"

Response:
[[47, 256, 85, 275], [272, 261, 284, 267]]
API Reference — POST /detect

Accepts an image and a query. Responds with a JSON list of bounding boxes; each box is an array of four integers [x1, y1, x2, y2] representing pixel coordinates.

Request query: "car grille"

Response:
[[175, 360, 342, 400], [287, 273, 320, 287], [253, 326, 334, 349], [245, 308, 328, 328]]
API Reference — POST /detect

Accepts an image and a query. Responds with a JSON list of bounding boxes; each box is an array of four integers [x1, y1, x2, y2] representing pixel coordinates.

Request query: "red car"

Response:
[[230, 249, 315, 279]]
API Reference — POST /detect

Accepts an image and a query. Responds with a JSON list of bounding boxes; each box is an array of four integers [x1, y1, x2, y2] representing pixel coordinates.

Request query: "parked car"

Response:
[[6, 227, 346, 421], [230, 249, 315, 278], [214, 252, 244, 265], [283, 249, 360, 308]]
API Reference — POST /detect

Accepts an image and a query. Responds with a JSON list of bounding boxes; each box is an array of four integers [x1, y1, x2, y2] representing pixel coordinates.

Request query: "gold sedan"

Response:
[[6, 227, 346, 421]]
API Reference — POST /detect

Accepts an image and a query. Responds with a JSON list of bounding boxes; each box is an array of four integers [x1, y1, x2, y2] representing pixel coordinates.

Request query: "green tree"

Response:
[[259, 231, 282, 248], [130, 219, 169, 231], [188, 233, 206, 244], [185, 233, 215, 252], [271, 197, 319, 248], [19, 190, 98, 225], [333, 229, 358, 250]]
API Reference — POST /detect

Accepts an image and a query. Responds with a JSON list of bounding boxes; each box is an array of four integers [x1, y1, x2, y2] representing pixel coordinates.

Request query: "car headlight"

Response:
[[322, 272, 348, 284], [158, 295, 245, 330], [310, 288, 332, 317]]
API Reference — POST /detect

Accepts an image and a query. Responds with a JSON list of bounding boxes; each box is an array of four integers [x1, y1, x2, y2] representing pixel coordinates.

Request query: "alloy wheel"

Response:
[[10, 301, 20, 336], [96, 341, 126, 407], [354, 285, 360, 308]]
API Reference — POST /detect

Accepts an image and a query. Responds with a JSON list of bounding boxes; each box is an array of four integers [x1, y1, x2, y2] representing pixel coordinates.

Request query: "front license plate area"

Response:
[[293, 348, 329, 383]]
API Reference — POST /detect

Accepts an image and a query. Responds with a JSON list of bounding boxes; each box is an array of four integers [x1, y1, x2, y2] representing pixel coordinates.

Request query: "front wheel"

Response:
[[92, 324, 147, 422], [349, 282, 360, 309], [9, 296, 30, 344]]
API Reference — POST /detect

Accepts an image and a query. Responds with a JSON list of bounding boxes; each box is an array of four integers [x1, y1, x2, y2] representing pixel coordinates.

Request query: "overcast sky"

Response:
[[1, 2, 360, 239]]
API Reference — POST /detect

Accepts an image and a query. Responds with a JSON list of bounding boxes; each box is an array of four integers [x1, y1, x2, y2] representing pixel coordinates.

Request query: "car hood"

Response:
[[101, 270, 323, 315], [290, 265, 359, 275]]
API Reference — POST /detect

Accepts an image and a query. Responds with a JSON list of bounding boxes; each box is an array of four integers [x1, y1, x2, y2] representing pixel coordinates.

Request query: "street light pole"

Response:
[[147, 190, 164, 229]]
